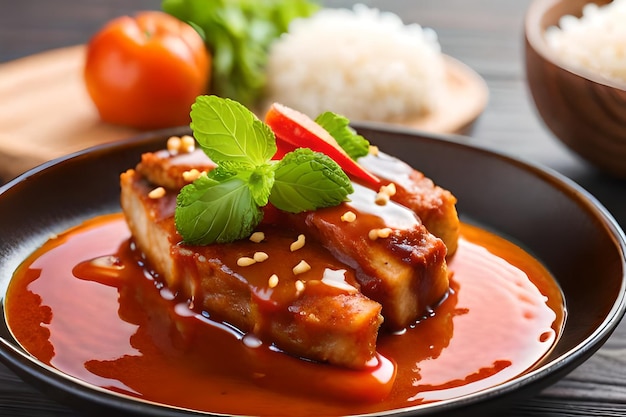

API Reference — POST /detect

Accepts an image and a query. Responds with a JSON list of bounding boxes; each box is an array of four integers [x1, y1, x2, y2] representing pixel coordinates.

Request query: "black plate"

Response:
[[0, 125, 625, 416]]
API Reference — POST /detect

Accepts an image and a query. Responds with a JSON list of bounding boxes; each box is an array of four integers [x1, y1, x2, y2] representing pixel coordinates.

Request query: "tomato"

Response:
[[265, 103, 381, 188], [84, 11, 210, 129]]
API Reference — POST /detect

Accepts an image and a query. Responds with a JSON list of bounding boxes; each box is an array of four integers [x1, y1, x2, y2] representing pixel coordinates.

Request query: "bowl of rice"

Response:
[[525, 0, 626, 178], [262, 4, 488, 136]]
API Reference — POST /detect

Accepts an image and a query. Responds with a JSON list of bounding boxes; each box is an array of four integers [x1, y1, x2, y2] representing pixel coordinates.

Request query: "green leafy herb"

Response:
[[162, 0, 319, 107], [190, 96, 276, 167], [175, 173, 262, 245], [175, 96, 353, 245], [315, 111, 370, 160], [270, 148, 354, 213]]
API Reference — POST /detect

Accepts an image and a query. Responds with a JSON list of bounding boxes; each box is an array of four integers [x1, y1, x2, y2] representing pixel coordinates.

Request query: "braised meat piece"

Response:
[[120, 143, 457, 368], [121, 167, 383, 369]]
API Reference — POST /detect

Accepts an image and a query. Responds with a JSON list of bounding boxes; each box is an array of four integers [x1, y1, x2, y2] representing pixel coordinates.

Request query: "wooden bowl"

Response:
[[524, 0, 626, 179]]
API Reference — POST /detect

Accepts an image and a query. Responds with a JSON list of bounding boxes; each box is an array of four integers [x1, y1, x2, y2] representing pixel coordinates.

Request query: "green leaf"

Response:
[[162, 0, 319, 106], [315, 111, 370, 160], [190, 96, 276, 167], [270, 148, 353, 213], [174, 96, 355, 245], [175, 175, 262, 245], [246, 163, 275, 207]]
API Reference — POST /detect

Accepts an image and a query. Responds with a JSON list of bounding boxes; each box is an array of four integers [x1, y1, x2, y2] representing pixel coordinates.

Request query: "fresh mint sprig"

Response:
[[174, 96, 354, 245]]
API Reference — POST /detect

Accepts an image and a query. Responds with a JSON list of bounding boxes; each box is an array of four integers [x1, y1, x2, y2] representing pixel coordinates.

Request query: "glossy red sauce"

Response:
[[5, 213, 564, 416]]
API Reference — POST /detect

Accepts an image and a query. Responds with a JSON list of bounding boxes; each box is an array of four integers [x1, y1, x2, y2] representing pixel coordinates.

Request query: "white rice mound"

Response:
[[545, 0, 626, 84], [264, 4, 446, 122]]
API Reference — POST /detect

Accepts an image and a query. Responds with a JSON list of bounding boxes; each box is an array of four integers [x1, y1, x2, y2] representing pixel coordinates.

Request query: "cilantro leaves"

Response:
[[175, 96, 354, 245]]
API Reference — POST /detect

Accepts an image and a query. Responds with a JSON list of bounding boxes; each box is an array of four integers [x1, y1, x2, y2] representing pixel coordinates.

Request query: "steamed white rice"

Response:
[[545, 0, 626, 84], [264, 4, 446, 122]]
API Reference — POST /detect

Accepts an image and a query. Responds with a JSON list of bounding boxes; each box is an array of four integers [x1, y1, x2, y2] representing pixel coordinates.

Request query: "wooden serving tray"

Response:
[[0, 45, 488, 182]]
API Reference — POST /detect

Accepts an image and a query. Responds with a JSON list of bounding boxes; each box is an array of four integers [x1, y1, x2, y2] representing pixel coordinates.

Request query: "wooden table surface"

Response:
[[1, 1, 626, 416]]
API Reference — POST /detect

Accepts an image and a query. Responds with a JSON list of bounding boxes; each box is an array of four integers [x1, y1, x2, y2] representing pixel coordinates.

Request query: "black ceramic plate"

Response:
[[0, 125, 625, 417]]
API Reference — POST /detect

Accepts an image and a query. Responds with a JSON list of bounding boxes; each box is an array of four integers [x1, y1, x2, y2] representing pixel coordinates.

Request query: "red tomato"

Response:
[[84, 11, 210, 129], [265, 103, 381, 188]]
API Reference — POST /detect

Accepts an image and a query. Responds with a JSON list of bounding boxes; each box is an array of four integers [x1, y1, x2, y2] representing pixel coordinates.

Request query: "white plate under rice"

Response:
[[545, 0, 626, 84], [263, 4, 446, 123]]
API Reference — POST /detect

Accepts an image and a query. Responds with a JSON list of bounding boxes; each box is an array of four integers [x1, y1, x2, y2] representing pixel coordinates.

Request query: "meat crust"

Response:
[[120, 146, 458, 367], [121, 168, 383, 369]]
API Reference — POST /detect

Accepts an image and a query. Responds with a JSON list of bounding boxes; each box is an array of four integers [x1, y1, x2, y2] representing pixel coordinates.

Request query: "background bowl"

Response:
[[524, 0, 626, 179]]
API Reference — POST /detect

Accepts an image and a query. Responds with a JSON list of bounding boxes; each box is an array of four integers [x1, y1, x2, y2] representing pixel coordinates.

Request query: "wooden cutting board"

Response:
[[0, 46, 139, 182], [0, 45, 488, 182]]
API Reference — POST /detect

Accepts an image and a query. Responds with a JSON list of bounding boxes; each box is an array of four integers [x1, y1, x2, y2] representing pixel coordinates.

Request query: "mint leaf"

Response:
[[190, 96, 276, 166], [241, 163, 275, 207], [175, 174, 263, 245], [270, 148, 354, 213], [175, 96, 355, 245], [315, 111, 370, 160]]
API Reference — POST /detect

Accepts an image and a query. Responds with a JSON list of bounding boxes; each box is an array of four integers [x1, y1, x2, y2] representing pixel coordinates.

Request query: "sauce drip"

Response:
[[5, 214, 564, 416]]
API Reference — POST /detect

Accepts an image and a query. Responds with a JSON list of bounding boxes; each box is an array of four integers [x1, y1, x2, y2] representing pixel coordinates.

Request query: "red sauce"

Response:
[[5, 213, 564, 416]]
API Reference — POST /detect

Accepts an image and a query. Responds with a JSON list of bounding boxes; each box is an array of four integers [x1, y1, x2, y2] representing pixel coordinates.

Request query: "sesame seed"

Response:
[[368, 229, 380, 240], [249, 231, 265, 243], [268, 274, 279, 288], [178, 248, 194, 256], [375, 183, 397, 205], [167, 136, 182, 154], [182, 168, 202, 182], [180, 135, 196, 153], [377, 227, 393, 238], [253, 251, 269, 262], [295, 279, 306, 294], [148, 186, 166, 199], [375, 192, 390, 205], [369, 145, 379, 156], [290, 234, 306, 252], [237, 256, 256, 267], [307, 313, 320, 323], [341, 211, 357, 222], [293, 260, 311, 275]]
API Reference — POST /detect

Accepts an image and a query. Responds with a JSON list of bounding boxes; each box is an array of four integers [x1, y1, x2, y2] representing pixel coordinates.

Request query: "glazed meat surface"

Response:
[[359, 152, 460, 256], [284, 184, 449, 331], [121, 168, 383, 369], [120, 145, 457, 367]]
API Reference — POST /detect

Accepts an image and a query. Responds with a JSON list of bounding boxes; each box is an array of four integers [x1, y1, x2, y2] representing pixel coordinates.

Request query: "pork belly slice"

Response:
[[131, 147, 451, 330], [120, 169, 383, 369], [359, 152, 460, 256], [137, 148, 216, 190], [285, 183, 449, 331], [139, 147, 460, 256]]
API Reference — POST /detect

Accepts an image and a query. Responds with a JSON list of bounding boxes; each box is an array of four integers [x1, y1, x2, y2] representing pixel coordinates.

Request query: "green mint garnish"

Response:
[[175, 173, 263, 245], [270, 148, 354, 213], [174, 96, 353, 245], [190, 96, 276, 167], [315, 111, 370, 160]]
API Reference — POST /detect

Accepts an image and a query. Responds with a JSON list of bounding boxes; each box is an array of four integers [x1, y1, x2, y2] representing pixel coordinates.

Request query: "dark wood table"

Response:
[[1, 1, 625, 416]]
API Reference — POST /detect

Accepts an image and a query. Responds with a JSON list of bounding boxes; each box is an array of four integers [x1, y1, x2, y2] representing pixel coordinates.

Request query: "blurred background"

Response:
[[1, 0, 577, 170]]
